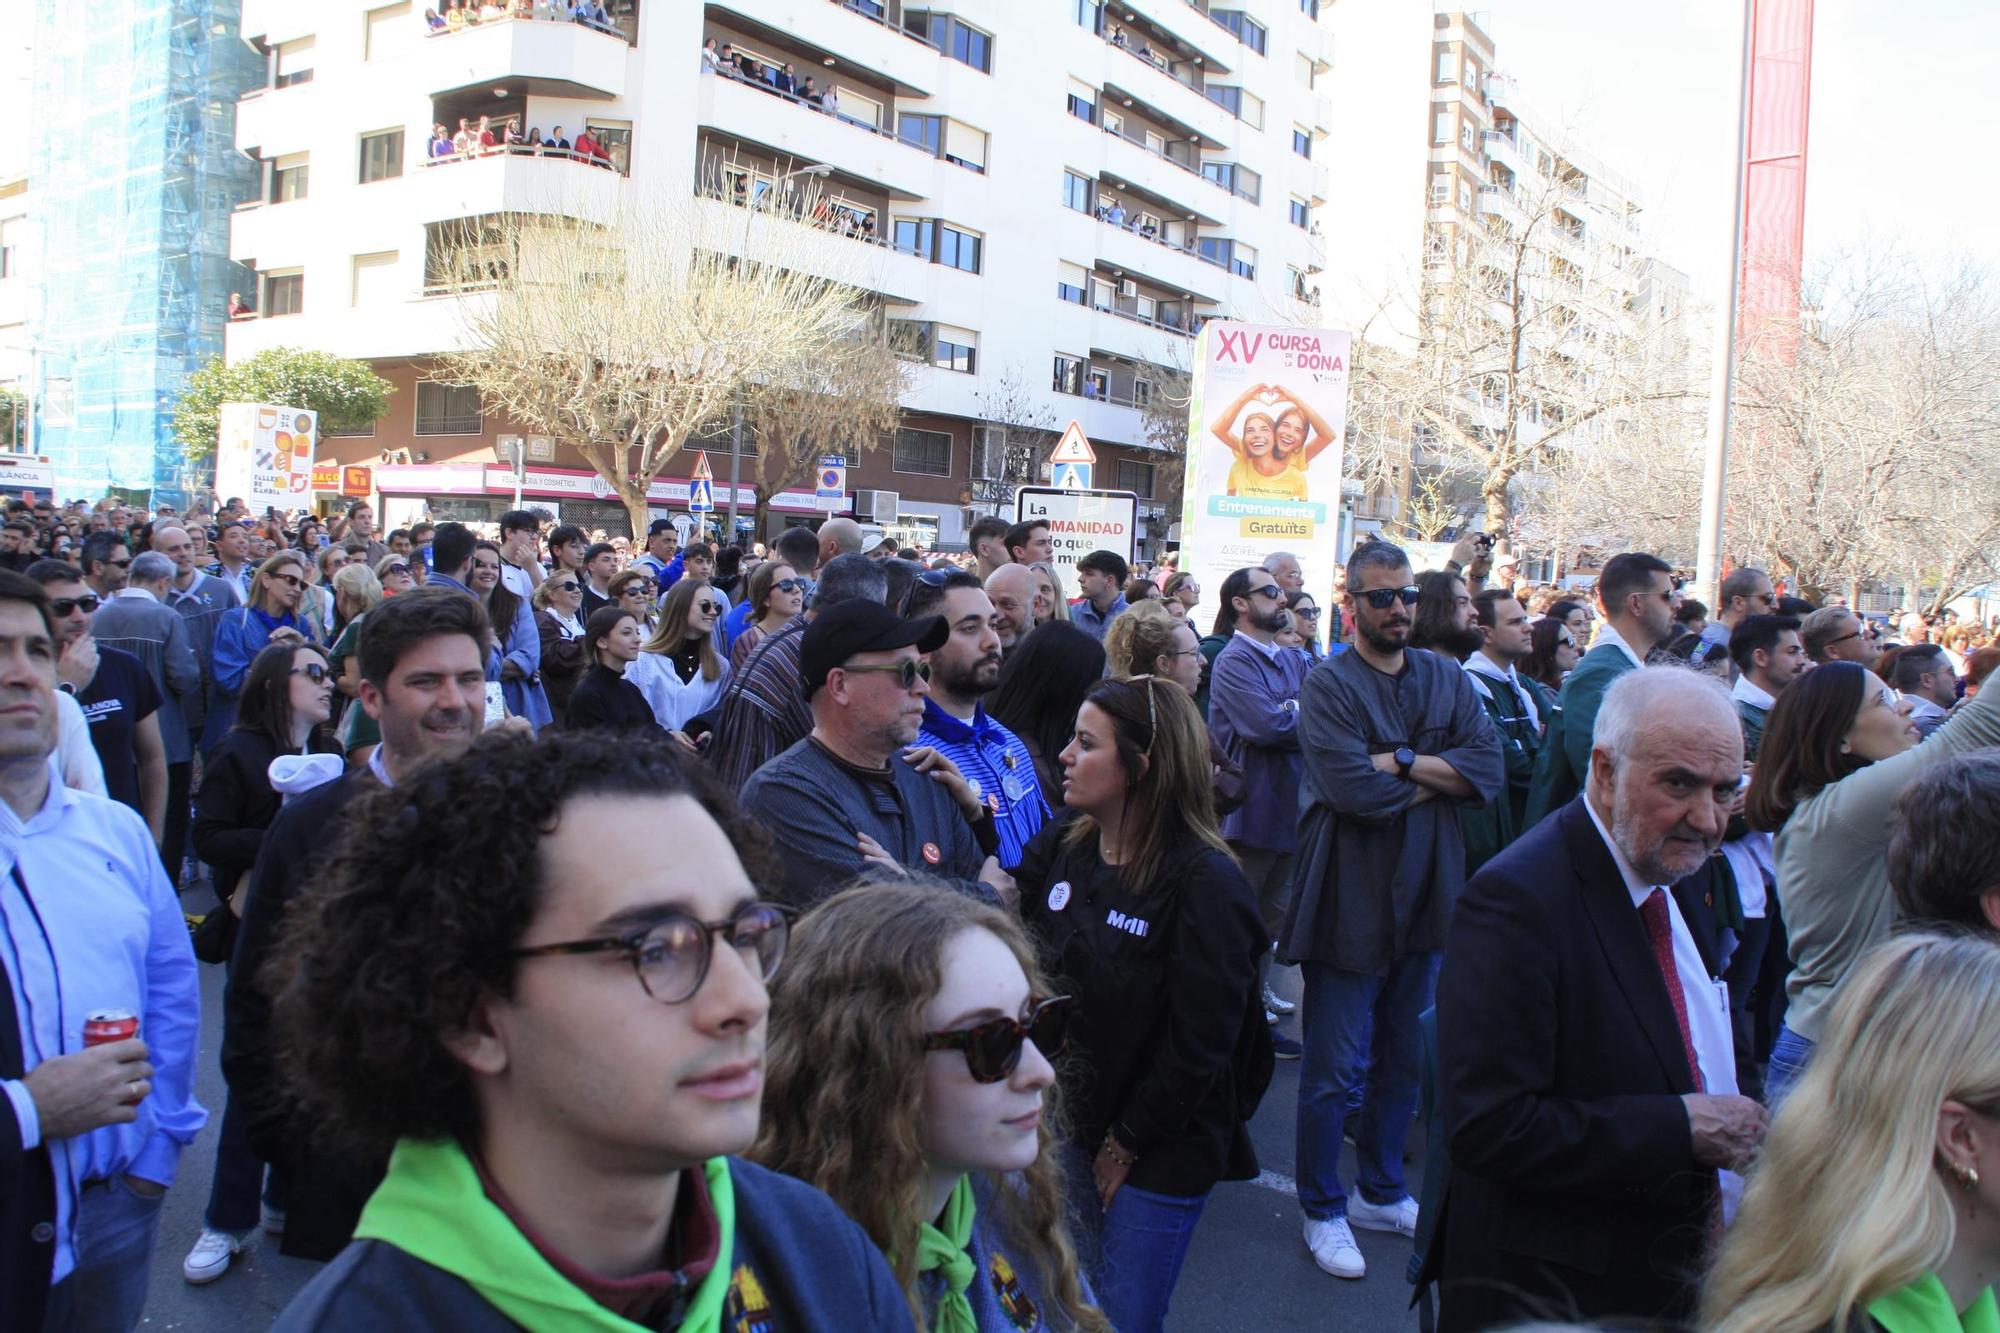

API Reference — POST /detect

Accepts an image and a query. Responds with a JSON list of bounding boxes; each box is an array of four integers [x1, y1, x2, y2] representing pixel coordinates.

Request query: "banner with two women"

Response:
[[1181, 320, 1351, 612]]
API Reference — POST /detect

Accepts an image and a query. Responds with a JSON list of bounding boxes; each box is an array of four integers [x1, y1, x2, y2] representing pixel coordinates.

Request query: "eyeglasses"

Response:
[[107, 558, 131, 569], [900, 568, 954, 616], [772, 578, 805, 593], [1825, 630, 1861, 648], [384, 563, 412, 577], [1295, 605, 1320, 618], [1357, 585, 1422, 610], [698, 601, 723, 615], [50, 595, 100, 617], [841, 658, 931, 689], [552, 580, 580, 592], [1557, 635, 1578, 649], [1246, 583, 1284, 601], [267, 572, 305, 590], [923, 995, 1073, 1083], [290, 662, 329, 683], [512, 901, 793, 1006]]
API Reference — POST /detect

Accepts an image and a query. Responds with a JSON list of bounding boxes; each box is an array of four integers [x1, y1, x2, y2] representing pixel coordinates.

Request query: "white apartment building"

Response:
[[226, 0, 1334, 547]]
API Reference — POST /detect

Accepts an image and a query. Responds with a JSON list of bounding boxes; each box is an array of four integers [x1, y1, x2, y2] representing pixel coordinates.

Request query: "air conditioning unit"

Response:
[[853, 489, 901, 522], [1119, 278, 1138, 299], [971, 426, 1005, 481]]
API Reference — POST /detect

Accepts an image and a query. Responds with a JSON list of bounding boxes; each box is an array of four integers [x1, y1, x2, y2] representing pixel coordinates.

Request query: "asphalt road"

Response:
[[140, 952, 1425, 1331]]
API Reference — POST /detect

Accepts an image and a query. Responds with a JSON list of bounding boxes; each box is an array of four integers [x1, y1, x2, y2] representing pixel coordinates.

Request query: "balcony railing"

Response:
[[705, 59, 948, 158], [1102, 25, 1207, 98], [1091, 205, 1230, 272], [422, 134, 625, 174], [426, 3, 630, 43], [1066, 292, 1206, 339], [1098, 123, 1228, 195], [695, 180, 920, 256], [825, 0, 946, 54]]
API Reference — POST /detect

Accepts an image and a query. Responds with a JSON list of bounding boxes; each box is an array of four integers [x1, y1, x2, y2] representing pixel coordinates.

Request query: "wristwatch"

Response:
[[1394, 746, 1416, 780]]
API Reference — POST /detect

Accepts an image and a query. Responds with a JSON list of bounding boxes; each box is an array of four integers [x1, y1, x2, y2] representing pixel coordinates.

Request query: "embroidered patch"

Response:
[[725, 1263, 774, 1333], [1047, 881, 1071, 912], [989, 1252, 1038, 1330], [922, 842, 942, 865]]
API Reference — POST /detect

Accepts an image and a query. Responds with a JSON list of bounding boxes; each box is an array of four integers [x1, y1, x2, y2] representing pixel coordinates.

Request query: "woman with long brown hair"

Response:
[[627, 578, 731, 739], [1013, 675, 1270, 1333], [755, 882, 1109, 1333]]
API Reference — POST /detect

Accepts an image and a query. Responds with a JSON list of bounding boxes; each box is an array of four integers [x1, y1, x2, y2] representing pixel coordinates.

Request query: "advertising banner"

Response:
[[1014, 486, 1137, 591], [1180, 321, 1351, 609], [217, 403, 316, 511]]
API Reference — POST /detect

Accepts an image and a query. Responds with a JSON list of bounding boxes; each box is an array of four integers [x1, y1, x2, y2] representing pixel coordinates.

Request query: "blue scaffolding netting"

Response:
[[31, 0, 261, 507]]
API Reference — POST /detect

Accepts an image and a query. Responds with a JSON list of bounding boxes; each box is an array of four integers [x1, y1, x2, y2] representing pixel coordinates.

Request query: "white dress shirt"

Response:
[[1723, 675, 1777, 918]]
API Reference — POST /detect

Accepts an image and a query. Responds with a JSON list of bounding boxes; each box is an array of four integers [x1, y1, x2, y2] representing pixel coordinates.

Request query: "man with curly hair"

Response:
[[266, 730, 914, 1331], [204, 588, 494, 1281]]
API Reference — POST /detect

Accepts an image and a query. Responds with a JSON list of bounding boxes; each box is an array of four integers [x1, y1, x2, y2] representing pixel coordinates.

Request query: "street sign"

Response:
[[690, 451, 714, 480], [1049, 421, 1097, 466], [1014, 485, 1137, 590], [815, 453, 847, 512], [687, 449, 716, 511], [1053, 462, 1094, 490]]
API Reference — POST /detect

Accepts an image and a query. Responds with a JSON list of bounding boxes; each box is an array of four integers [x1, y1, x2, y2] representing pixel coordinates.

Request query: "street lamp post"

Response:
[[728, 161, 833, 545]]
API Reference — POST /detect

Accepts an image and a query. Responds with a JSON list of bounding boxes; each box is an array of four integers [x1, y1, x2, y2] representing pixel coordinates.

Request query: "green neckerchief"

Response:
[[916, 1175, 977, 1333], [354, 1137, 737, 1333], [1869, 1273, 2000, 1333]]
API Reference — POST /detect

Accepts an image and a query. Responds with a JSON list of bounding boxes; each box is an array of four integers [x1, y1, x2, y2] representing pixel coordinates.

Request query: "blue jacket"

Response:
[[1206, 634, 1307, 851], [916, 700, 1047, 869], [208, 605, 316, 749], [920, 1176, 1087, 1333]]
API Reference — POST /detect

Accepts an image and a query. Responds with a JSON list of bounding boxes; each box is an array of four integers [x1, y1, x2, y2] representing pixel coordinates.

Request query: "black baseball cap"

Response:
[[800, 601, 947, 696]]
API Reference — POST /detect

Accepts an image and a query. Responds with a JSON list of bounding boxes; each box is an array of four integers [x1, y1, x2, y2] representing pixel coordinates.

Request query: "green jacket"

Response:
[[1461, 664, 1545, 873], [1522, 643, 1638, 827]]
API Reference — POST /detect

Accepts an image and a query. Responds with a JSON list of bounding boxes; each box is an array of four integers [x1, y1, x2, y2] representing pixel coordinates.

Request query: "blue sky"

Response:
[[1477, 0, 1997, 295]]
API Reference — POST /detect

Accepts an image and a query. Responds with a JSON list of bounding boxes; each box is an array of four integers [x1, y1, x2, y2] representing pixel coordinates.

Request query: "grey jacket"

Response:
[[164, 571, 241, 734], [91, 591, 202, 765]]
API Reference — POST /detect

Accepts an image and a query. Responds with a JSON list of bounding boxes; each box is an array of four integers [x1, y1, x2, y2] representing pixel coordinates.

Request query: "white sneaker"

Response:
[[1348, 1194, 1419, 1237], [1304, 1215, 1365, 1279], [182, 1229, 242, 1284], [1262, 986, 1296, 1016]]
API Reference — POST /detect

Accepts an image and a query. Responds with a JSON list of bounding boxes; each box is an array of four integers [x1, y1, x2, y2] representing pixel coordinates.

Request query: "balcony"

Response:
[[227, 198, 315, 270], [226, 292, 486, 364], [1482, 128, 1523, 175], [1478, 184, 1523, 230], [707, 0, 936, 98], [1094, 220, 1225, 303], [410, 149, 625, 228], [1098, 43, 1235, 147], [423, 12, 631, 100], [688, 193, 930, 305], [1486, 73, 1518, 112], [234, 78, 320, 158], [696, 68, 934, 199], [1094, 124, 1227, 224], [1122, 0, 1238, 73]]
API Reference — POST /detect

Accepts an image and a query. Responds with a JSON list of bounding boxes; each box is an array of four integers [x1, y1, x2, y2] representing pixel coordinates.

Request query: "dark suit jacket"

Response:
[[224, 771, 385, 1261], [0, 946, 55, 1328], [1425, 796, 1721, 1332]]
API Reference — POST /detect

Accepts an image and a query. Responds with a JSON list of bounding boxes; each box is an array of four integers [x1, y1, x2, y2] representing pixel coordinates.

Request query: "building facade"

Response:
[[223, 0, 1334, 547], [30, 0, 263, 505]]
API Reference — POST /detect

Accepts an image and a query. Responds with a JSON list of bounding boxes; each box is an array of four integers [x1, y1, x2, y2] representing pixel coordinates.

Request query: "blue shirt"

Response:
[[720, 598, 757, 654], [0, 759, 206, 1283], [917, 700, 1047, 870], [1069, 594, 1128, 641]]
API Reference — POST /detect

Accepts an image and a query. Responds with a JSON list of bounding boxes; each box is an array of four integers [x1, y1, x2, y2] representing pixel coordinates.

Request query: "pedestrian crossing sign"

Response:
[[1053, 462, 1094, 490], [688, 476, 715, 512]]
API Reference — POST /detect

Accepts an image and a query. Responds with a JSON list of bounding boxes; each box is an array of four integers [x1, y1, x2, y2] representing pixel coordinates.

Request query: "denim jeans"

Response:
[[1296, 953, 1438, 1221], [1093, 1183, 1210, 1333], [205, 1090, 288, 1233], [43, 1176, 166, 1332], [1764, 1023, 1815, 1110]]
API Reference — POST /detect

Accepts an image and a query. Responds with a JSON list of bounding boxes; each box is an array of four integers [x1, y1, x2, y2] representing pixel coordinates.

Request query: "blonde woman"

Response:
[[1703, 932, 2000, 1333], [625, 578, 731, 738], [1029, 561, 1072, 626], [326, 563, 385, 760], [210, 549, 318, 741]]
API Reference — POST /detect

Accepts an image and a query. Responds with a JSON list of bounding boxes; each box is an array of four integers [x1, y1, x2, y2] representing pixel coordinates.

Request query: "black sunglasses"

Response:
[[50, 595, 101, 617], [924, 995, 1073, 1083], [899, 567, 954, 616], [290, 662, 329, 683], [1358, 585, 1421, 610], [1246, 583, 1284, 601], [552, 580, 580, 592], [841, 658, 931, 689], [772, 578, 805, 593], [512, 902, 793, 1006], [384, 563, 412, 576], [698, 601, 723, 615]]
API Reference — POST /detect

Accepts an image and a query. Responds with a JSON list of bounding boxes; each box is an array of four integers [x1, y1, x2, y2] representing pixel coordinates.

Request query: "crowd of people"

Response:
[[425, 114, 619, 170], [424, 0, 619, 38], [6, 488, 2000, 1332]]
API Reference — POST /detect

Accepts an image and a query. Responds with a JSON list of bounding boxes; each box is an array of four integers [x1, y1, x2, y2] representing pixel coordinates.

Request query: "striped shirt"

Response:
[[916, 700, 1046, 870]]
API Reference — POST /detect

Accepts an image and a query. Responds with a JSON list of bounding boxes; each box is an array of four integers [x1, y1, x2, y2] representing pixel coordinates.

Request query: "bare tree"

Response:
[[735, 330, 908, 537], [431, 187, 882, 538], [972, 367, 1062, 512]]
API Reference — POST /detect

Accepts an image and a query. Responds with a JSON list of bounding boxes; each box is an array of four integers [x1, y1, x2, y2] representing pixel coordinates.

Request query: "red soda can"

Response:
[[83, 1010, 139, 1047]]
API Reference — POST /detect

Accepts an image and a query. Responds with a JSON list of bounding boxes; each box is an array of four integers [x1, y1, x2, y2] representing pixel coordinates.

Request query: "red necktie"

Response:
[[1639, 888, 1705, 1094]]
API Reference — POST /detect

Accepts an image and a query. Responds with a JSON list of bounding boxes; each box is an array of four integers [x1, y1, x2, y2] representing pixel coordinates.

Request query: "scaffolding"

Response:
[[30, 0, 261, 507]]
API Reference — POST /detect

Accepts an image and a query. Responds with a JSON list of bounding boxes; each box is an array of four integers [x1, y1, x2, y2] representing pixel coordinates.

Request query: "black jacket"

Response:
[[564, 664, 659, 734], [274, 1158, 914, 1332], [1014, 813, 1271, 1197], [192, 728, 342, 904], [1424, 797, 1722, 1332], [0, 943, 55, 1328], [224, 771, 386, 1260], [534, 610, 588, 718]]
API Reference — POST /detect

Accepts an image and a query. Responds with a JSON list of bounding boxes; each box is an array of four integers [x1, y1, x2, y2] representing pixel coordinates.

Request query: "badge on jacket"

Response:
[[922, 842, 941, 865], [1047, 881, 1071, 911]]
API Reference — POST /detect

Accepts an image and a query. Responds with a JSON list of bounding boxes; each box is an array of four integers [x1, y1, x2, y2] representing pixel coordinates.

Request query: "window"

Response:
[[1206, 85, 1243, 118], [1073, 0, 1102, 33], [359, 129, 403, 184], [888, 319, 930, 362], [274, 37, 315, 88], [906, 13, 993, 72], [1053, 353, 1085, 393], [893, 427, 953, 476], [1299, 0, 1319, 14], [932, 326, 976, 373], [937, 224, 981, 273], [1289, 197, 1310, 229], [1114, 459, 1156, 497], [1293, 127, 1313, 159], [262, 270, 304, 316], [1436, 48, 1455, 84], [1430, 175, 1449, 206], [1458, 180, 1472, 210], [1432, 110, 1451, 145], [943, 120, 987, 173], [1133, 378, 1154, 408], [415, 382, 483, 435], [1063, 171, 1092, 216], [1198, 238, 1255, 279], [364, 2, 414, 60], [1085, 368, 1109, 399], [1213, 11, 1267, 54], [898, 113, 942, 156], [0, 242, 14, 280], [587, 120, 632, 175], [1067, 93, 1095, 124], [893, 218, 932, 258], [1201, 161, 1259, 203], [1057, 261, 1087, 305], [1295, 54, 1315, 88], [351, 251, 399, 306], [271, 153, 309, 203]]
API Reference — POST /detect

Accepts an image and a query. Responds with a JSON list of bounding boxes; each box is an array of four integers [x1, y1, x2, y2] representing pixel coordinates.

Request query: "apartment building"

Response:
[[225, 0, 1334, 548]]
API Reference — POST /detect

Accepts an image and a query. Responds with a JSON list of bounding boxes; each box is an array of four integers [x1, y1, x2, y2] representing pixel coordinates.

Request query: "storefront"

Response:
[[371, 462, 837, 539]]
